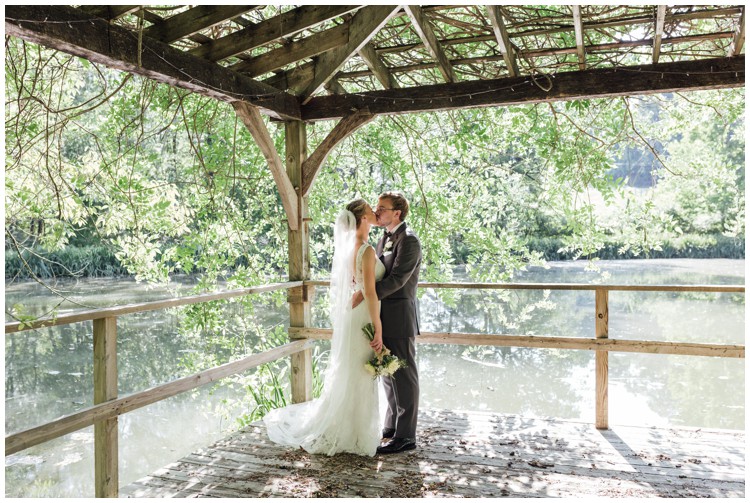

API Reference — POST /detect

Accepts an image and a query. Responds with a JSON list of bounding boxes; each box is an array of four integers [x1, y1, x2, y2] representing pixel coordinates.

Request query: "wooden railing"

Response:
[[4, 280, 745, 497], [4, 281, 306, 497], [302, 280, 746, 430]]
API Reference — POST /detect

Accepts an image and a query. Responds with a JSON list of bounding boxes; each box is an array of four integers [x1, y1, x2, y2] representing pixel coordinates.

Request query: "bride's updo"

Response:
[[346, 199, 369, 228]]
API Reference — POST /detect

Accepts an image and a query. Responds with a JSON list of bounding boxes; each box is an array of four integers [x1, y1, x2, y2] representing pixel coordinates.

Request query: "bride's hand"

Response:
[[370, 326, 383, 353], [351, 290, 364, 308]]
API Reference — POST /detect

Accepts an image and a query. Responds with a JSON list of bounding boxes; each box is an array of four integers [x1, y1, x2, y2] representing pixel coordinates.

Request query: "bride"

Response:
[[264, 199, 385, 456]]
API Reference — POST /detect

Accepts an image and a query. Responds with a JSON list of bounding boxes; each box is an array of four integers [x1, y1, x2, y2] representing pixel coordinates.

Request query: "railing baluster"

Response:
[[93, 317, 118, 497], [595, 289, 609, 429]]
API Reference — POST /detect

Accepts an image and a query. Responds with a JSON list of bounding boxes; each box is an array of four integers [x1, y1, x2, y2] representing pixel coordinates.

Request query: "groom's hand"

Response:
[[351, 290, 364, 308]]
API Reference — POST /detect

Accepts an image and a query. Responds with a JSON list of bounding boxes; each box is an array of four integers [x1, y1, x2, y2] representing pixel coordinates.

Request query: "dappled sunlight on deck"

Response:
[[122, 408, 744, 498]]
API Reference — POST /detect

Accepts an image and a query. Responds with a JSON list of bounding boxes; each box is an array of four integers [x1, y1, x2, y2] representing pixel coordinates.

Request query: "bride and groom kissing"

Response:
[[264, 191, 421, 456]]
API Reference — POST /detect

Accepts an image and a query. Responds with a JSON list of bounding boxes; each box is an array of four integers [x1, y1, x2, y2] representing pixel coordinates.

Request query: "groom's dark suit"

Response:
[[375, 222, 421, 439]]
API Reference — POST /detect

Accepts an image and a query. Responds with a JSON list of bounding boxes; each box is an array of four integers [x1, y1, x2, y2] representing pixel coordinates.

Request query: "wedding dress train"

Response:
[[264, 243, 385, 456]]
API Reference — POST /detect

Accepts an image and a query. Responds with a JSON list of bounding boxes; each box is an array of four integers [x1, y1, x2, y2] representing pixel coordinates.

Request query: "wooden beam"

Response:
[[653, 5, 667, 64], [298, 5, 400, 102], [485, 5, 519, 77], [729, 6, 745, 56], [189, 5, 360, 62], [265, 62, 316, 94], [78, 5, 140, 21], [233, 102, 299, 229], [358, 42, 400, 89], [337, 30, 735, 80], [324, 79, 348, 95], [285, 121, 313, 404], [523, 31, 735, 58], [572, 5, 586, 70], [5, 340, 313, 456], [404, 5, 457, 83], [5, 5, 301, 121], [302, 56, 745, 120], [373, 7, 742, 56], [231, 23, 350, 78], [301, 109, 375, 196], [290, 327, 746, 358], [143, 5, 255, 43]]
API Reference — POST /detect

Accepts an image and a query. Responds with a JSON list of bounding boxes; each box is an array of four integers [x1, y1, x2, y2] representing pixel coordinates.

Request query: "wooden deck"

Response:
[[121, 409, 744, 498]]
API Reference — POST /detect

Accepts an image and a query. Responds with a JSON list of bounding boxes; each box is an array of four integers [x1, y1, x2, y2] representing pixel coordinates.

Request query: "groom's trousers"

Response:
[[382, 335, 419, 438]]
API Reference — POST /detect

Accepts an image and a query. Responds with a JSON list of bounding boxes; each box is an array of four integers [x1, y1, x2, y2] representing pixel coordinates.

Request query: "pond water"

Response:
[[4, 259, 745, 497]]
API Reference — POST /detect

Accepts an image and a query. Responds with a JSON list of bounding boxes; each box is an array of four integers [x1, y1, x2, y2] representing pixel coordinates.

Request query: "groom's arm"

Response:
[[376, 235, 421, 299]]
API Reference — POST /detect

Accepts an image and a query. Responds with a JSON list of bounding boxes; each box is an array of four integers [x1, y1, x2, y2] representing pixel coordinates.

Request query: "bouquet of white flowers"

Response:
[[362, 322, 407, 379]]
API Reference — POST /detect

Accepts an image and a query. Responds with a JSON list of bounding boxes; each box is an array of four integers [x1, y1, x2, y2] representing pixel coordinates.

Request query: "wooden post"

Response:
[[595, 289, 609, 429], [286, 120, 313, 403], [93, 317, 118, 497]]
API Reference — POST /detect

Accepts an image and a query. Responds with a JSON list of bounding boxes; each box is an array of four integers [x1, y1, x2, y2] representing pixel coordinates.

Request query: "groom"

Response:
[[354, 191, 422, 454]]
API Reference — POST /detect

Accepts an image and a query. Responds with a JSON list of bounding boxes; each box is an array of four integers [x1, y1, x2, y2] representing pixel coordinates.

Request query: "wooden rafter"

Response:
[[404, 5, 457, 83], [142, 5, 255, 44], [374, 7, 743, 56], [485, 5, 519, 77], [78, 5, 140, 21], [297, 5, 400, 102], [4, 4, 300, 120], [572, 5, 586, 70], [232, 102, 299, 230], [653, 5, 667, 64], [301, 109, 375, 197], [729, 6, 745, 56], [358, 42, 400, 89], [325, 79, 348, 95], [189, 5, 360, 62], [302, 56, 745, 121], [231, 23, 350, 78], [336, 31, 737, 81]]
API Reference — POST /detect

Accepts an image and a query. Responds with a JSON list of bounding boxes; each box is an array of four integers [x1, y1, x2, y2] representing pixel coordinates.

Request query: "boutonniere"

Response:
[[384, 240, 394, 251]]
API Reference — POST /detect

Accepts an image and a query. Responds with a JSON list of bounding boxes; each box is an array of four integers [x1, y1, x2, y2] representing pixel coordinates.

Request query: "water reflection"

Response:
[[4, 259, 745, 497]]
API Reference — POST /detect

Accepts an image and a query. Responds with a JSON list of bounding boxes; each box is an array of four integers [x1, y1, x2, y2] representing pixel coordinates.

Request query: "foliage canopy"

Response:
[[4, 39, 745, 294]]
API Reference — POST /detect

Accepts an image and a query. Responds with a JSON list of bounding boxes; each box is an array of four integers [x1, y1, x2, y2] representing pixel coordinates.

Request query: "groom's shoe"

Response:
[[376, 437, 416, 454], [381, 428, 396, 440]]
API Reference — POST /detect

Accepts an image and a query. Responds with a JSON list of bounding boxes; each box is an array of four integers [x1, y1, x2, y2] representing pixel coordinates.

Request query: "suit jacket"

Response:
[[375, 222, 422, 338]]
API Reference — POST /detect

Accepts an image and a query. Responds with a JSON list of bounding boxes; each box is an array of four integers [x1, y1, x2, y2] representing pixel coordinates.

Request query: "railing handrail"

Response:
[[289, 327, 745, 358], [6, 280, 743, 334], [5, 339, 313, 456], [306, 279, 746, 293], [4, 281, 303, 334]]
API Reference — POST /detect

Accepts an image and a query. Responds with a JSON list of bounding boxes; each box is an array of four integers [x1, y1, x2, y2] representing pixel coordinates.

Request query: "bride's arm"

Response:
[[361, 247, 383, 353]]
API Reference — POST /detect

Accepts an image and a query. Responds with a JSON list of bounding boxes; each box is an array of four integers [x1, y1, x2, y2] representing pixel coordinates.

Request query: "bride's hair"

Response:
[[346, 199, 369, 228]]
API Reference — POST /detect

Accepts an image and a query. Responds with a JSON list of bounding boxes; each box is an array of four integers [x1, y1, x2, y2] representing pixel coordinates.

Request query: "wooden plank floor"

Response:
[[121, 409, 744, 498]]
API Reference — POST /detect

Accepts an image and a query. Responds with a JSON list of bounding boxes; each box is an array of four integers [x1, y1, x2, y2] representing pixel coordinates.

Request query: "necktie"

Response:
[[384, 231, 392, 239]]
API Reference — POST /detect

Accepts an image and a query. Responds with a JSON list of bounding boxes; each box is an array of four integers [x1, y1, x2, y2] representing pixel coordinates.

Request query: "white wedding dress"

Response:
[[264, 243, 385, 456]]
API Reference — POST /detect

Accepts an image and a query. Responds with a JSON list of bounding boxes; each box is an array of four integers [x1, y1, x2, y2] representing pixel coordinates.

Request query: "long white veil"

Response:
[[329, 209, 357, 329], [321, 209, 357, 396]]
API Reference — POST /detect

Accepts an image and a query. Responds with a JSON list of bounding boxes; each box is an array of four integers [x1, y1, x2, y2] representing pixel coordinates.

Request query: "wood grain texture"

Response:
[[121, 409, 745, 498], [93, 317, 118, 497], [302, 56, 745, 120], [301, 109, 375, 196], [4, 5, 300, 120], [6, 282, 301, 334], [233, 102, 299, 229], [5, 340, 313, 456]]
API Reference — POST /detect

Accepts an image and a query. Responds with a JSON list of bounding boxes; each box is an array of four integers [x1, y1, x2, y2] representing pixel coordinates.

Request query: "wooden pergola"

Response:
[[5, 4, 746, 497]]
